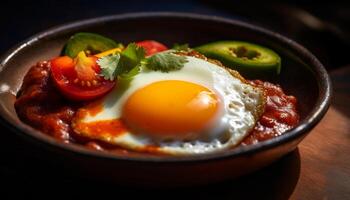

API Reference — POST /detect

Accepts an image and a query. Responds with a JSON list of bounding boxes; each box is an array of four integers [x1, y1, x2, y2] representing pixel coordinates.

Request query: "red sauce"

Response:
[[73, 119, 127, 138], [71, 99, 127, 140], [242, 80, 299, 145], [15, 61, 299, 153], [14, 61, 77, 143], [80, 99, 104, 117]]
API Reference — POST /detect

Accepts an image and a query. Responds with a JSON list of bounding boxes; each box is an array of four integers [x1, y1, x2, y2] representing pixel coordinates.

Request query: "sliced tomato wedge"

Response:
[[50, 52, 115, 101], [136, 40, 168, 56]]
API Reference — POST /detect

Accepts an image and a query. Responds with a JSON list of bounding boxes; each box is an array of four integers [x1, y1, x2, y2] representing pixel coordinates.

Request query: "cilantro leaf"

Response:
[[97, 43, 145, 80], [119, 64, 141, 79], [144, 51, 188, 72], [98, 43, 188, 80], [97, 54, 120, 81], [172, 43, 189, 51], [117, 43, 145, 74]]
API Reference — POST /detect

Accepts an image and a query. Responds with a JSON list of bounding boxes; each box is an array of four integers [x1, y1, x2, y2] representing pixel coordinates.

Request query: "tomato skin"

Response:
[[136, 40, 168, 56], [50, 56, 115, 101], [50, 56, 75, 70], [50, 56, 77, 81]]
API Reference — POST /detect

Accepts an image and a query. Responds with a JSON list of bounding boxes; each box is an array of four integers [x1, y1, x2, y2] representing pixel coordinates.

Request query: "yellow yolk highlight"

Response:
[[122, 80, 220, 139]]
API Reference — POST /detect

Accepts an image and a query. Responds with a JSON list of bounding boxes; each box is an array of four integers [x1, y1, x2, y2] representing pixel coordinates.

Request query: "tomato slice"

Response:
[[50, 54, 115, 101], [136, 40, 168, 56]]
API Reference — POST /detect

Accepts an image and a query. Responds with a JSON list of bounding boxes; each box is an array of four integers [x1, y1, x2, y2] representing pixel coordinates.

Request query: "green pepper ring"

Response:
[[195, 41, 281, 78], [63, 32, 123, 58]]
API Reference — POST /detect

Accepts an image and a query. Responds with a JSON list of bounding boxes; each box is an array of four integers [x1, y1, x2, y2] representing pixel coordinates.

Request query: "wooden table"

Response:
[[289, 66, 350, 200], [2, 67, 349, 199]]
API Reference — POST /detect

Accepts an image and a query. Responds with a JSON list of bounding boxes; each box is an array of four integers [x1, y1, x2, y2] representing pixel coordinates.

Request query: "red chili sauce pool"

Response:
[[15, 61, 299, 153], [242, 80, 299, 145]]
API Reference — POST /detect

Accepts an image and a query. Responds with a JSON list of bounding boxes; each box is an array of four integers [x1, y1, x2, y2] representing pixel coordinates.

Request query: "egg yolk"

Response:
[[122, 80, 220, 140]]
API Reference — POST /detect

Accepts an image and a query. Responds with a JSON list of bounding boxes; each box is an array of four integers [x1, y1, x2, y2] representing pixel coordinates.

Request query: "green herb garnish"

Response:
[[97, 44, 188, 80], [144, 51, 188, 72], [97, 43, 145, 80], [97, 54, 120, 81]]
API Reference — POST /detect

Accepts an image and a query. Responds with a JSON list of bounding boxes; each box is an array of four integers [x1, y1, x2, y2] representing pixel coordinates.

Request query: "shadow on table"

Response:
[[3, 148, 301, 199], [330, 66, 350, 119]]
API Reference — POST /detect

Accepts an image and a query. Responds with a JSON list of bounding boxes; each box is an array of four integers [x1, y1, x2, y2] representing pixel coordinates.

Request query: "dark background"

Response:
[[1, 0, 349, 199], [2, 0, 349, 69]]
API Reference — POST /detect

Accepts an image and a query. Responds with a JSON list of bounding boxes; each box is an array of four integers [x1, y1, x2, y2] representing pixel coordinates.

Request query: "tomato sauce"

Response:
[[73, 119, 127, 138], [14, 61, 77, 143], [242, 80, 299, 145], [15, 61, 299, 153]]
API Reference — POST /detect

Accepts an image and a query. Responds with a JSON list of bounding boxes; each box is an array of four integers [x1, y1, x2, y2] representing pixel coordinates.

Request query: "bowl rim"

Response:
[[0, 12, 332, 163]]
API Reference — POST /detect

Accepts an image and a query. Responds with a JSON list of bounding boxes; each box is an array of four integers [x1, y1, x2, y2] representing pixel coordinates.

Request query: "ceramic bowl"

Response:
[[0, 13, 331, 186]]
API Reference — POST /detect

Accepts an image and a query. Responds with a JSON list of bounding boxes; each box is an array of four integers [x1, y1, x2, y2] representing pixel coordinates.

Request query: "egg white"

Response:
[[72, 55, 265, 155]]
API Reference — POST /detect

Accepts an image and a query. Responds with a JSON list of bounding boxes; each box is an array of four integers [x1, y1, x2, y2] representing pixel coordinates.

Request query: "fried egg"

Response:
[[72, 55, 265, 155]]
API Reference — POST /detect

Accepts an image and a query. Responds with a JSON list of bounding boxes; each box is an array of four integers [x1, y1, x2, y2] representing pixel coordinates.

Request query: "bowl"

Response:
[[0, 12, 331, 186]]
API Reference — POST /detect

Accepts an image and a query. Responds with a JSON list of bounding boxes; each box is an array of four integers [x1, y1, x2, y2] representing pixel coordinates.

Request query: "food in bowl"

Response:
[[14, 32, 299, 155]]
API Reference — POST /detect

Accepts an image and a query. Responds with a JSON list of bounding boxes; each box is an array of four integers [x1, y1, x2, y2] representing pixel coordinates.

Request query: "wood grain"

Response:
[[290, 66, 350, 200]]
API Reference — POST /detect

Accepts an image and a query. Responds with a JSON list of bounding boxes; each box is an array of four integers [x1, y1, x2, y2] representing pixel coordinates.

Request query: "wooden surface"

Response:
[[2, 67, 349, 199], [289, 66, 350, 199]]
